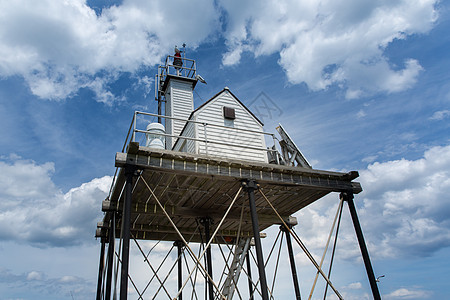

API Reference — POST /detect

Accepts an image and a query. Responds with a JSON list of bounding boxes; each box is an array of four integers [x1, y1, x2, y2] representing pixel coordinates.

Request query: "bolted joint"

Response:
[[95, 227, 107, 239], [102, 200, 116, 212], [340, 191, 354, 202], [199, 216, 214, 226], [97, 221, 108, 228], [279, 224, 291, 232], [279, 216, 298, 232], [174, 240, 185, 248], [124, 164, 138, 176], [241, 179, 258, 190]]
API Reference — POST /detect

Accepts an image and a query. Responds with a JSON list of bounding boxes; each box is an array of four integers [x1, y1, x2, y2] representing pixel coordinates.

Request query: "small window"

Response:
[[223, 106, 235, 119]]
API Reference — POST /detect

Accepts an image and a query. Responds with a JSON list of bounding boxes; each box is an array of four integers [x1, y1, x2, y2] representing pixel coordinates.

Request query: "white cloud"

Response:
[[356, 109, 366, 119], [218, 0, 438, 98], [430, 109, 450, 120], [291, 145, 450, 262], [0, 155, 111, 247], [27, 271, 43, 281], [358, 145, 450, 258], [0, 268, 93, 299], [385, 287, 432, 299], [0, 0, 218, 102], [345, 282, 362, 290], [0, 1, 440, 102]]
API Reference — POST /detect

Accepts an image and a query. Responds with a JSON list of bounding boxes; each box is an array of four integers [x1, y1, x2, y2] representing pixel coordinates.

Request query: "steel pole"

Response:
[[243, 180, 269, 300], [281, 226, 302, 300], [246, 251, 254, 300], [105, 213, 115, 300], [175, 241, 183, 300], [201, 218, 214, 300], [120, 166, 135, 300], [341, 192, 381, 300], [96, 238, 106, 300]]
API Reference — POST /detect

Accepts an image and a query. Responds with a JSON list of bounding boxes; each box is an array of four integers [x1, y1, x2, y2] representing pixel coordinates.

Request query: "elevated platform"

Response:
[[101, 142, 361, 243]]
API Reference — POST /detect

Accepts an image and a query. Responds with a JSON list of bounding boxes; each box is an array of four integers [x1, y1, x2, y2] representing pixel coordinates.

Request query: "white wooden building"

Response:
[[172, 87, 268, 163], [163, 76, 197, 150]]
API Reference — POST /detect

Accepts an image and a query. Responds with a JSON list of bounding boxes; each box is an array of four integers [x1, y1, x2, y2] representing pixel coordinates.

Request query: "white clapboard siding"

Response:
[[165, 79, 194, 149], [174, 116, 196, 153], [176, 89, 267, 163]]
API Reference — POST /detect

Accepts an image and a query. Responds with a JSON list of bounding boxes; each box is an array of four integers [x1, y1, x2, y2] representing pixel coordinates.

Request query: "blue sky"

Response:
[[0, 0, 449, 299]]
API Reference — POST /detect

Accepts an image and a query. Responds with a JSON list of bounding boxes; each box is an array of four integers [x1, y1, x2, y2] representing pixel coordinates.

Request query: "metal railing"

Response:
[[108, 111, 280, 200], [155, 56, 197, 98], [122, 111, 279, 158]]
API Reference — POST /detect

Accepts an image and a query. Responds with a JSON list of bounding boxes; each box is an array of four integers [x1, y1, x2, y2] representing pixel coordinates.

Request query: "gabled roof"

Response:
[[172, 87, 264, 150], [193, 87, 264, 126]]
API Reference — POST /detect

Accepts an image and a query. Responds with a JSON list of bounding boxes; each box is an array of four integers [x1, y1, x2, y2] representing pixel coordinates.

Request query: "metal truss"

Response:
[[96, 171, 380, 300]]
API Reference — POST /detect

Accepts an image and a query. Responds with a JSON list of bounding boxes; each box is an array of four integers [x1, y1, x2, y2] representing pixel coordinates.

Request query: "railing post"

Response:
[[132, 112, 137, 142], [203, 123, 209, 155]]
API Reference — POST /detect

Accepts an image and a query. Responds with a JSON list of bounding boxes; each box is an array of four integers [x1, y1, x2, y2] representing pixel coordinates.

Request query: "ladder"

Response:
[[221, 237, 252, 299]]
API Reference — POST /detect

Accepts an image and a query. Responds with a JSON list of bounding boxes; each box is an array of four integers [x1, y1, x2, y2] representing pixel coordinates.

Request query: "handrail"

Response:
[[126, 111, 279, 154], [134, 129, 273, 153], [109, 111, 280, 198], [134, 111, 276, 137], [160, 55, 197, 79]]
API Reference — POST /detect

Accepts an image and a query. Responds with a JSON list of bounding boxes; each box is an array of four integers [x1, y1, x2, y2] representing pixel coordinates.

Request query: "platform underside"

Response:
[[102, 143, 361, 243]]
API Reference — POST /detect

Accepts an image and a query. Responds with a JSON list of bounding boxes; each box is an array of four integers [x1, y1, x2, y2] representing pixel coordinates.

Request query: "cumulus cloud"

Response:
[[218, 0, 438, 98], [293, 145, 450, 262], [0, 0, 218, 102], [385, 287, 432, 299], [0, 155, 111, 247], [0, 268, 93, 299], [0, 1, 440, 102], [356, 145, 450, 258], [27, 271, 44, 281]]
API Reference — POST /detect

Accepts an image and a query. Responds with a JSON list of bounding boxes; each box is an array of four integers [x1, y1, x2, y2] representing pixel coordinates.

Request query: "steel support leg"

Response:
[[243, 180, 269, 300], [246, 251, 254, 300], [96, 238, 106, 300], [175, 241, 184, 300], [105, 213, 115, 300], [201, 218, 214, 300], [120, 166, 135, 300], [341, 192, 381, 300], [281, 225, 301, 300]]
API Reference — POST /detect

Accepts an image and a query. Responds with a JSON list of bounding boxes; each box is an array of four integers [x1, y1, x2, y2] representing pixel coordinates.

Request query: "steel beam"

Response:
[[281, 225, 301, 300], [174, 241, 183, 300], [96, 238, 106, 300], [105, 213, 115, 300], [341, 192, 381, 300], [246, 251, 254, 300], [201, 217, 214, 300], [243, 180, 269, 300], [120, 166, 135, 300]]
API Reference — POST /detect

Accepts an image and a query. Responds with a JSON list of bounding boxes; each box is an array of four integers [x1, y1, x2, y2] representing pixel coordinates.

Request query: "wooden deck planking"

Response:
[[104, 145, 362, 242]]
